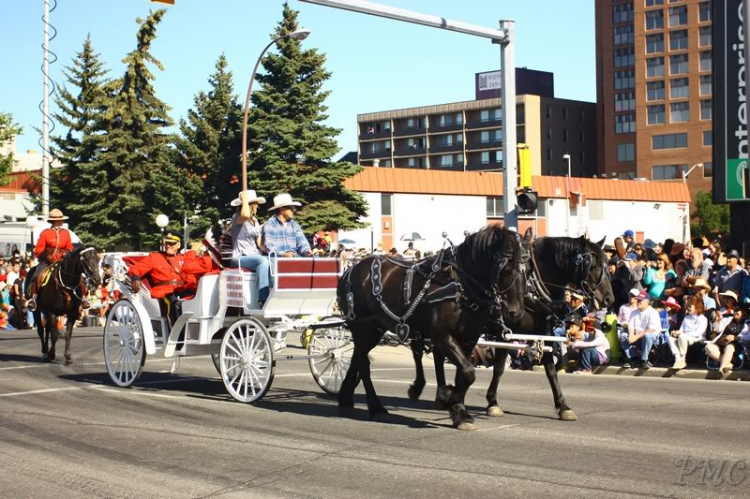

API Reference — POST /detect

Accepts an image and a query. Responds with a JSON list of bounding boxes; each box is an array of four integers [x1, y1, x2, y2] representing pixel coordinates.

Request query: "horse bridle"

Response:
[[58, 248, 99, 298], [575, 251, 609, 302]]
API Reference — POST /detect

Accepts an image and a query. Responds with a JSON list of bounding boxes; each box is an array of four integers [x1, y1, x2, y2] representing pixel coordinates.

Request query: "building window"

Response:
[[564, 129, 569, 141], [670, 30, 688, 51], [700, 99, 713, 120], [486, 197, 502, 217], [382, 160, 391, 167], [617, 143, 635, 162], [646, 34, 664, 54], [670, 78, 690, 99], [670, 54, 689, 75], [481, 151, 491, 164], [647, 57, 665, 78], [703, 130, 713, 146], [437, 115, 453, 127], [384, 121, 391, 131], [704, 162, 713, 177], [546, 105, 552, 118], [480, 129, 501, 143], [563, 108, 568, 120], [615, 91, 636, 111], [614, 25, 635, 46], [653, 164, 685, 180], [669, 5, 688, 27], [613, 3, 635, 23], [546, 127, 552, 139], [615, 69, 635, 89], [614, 47, 634, 67], [480, 108, 501, 122], [406, 118, 415, 129], [580, 130, 585, 142], [456, 113, 463, 125], [645, 10, 664, 30], [546, 148, 552, 161], [699, 26, 712, 47], [615, 113, 636, 134], [381, 194, 392, 215], [700, 51, 712, 72], [647, 81, 665, 101], [648, 104, 666, 125], [652, 133, 688, 150], [700, 75, 712, 95], [671, 102, 690, 123], [646, 0, 664, 6], [699, 1, 712, 22]]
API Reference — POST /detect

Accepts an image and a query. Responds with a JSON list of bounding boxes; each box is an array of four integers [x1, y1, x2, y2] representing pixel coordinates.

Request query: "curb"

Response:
[[532, 364, 750, 381]]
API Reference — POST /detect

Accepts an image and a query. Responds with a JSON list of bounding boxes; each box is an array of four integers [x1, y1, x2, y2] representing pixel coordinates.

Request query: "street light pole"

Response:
[[241, 29, 311, 193], [297, 0, 516, 227], [563, 154, 571, 237], [681, 163, 703, 243]]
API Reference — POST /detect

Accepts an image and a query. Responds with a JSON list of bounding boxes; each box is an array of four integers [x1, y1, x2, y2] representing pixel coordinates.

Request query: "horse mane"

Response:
[[534, 236, 586, 270], [456, 226, 515, 289]]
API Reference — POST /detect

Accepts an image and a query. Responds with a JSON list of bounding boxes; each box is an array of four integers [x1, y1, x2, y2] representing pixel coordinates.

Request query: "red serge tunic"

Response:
[[34, 228, 74, 263], [128, 251, 216, 299]]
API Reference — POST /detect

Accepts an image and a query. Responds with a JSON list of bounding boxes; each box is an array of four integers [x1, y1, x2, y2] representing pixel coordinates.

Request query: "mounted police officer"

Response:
[[25, 209, 75, 311]]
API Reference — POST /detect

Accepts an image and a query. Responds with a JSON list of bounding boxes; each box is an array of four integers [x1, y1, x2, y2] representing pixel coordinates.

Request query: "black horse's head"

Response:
[[538, 236, 614, 310], [457, 226, 527, 324], [72, 246, 102, 290]]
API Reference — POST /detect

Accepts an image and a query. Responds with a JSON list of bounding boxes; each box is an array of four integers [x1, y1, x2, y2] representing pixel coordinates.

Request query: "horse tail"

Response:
[[337, 265, 356, 320]]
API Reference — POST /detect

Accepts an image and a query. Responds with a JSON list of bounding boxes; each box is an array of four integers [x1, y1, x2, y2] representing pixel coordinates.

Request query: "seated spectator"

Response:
[[664, 259, 689, 302], [644, 254, 676, 300], [685, 248, 712, 293], [262, 193, 313, 258], [389, 247, 398, 257], [403, 242, 417, 257], [705, 306, 748, 375], [625, 291, 662, 369], [690, 278, 716, 310], [714, 249, 746, 299], [618, 288, 640, 333], [567, 313, 611, 374], [668, 296, 707, 370]]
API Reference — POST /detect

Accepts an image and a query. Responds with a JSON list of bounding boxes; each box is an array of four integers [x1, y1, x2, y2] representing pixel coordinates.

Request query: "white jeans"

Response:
[[668, 334, 702, 361]]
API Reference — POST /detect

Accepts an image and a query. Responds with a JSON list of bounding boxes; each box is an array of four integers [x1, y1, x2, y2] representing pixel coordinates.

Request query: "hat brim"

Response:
[[662, 301, 681, 310], [230, 196, 266, 207], [269, 201, 302, 211], [47, 216, 69, 221]]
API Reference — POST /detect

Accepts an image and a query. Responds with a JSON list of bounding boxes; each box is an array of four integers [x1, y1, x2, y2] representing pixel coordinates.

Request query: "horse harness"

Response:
[[56, 248, 99, 301], [343, 247, 513, 344]]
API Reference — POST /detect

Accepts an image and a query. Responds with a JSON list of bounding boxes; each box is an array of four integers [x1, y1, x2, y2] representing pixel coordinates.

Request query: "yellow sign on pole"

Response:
[[517, 143, 532, 189]]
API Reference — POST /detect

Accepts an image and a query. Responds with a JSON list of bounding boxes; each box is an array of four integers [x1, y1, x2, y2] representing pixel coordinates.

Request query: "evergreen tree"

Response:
[[175, 54, 244, 231], [99, 10, 199, 250], [0, 112, 22, 187], [691, 190, 730, 237], [50, 36, 115, 248], [247, 3, 367, 233]]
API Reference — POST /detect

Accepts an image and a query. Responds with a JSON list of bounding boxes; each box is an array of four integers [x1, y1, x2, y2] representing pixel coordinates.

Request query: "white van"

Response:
[[0, 222, 34, 258]]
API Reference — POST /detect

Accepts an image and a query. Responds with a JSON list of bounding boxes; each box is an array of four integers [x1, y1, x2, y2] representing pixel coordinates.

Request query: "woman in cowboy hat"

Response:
[[668, 296, 707, 370], [262, 193, 312, 258], [229, 190, 272, 305], [25, 209, 76, 310]]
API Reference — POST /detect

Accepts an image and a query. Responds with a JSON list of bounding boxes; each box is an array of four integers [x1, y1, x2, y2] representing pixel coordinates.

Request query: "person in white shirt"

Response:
[[627, 291, 662, 369], [705, 306, 748, 375], [566, 314, 611, 374], [668, 296, 708, 370], [618, 288, 639, 366]]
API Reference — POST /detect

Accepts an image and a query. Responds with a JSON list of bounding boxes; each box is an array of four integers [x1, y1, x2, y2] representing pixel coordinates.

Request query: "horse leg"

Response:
[[338, 340, 362, 414], [35, 310, 47, 359], [435, 334, 476, 430], [486, 348, 509, 417], [63, 312, 76, 366], [47, 314, 58, 362], [433, 348, 450, 410], [541, 350, 577, 421], [359, 339, 390, 422], [408, 338, 426, 401]]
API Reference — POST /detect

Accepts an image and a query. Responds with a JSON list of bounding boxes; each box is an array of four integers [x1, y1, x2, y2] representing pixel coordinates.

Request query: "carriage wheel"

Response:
[[308, 323, 354, 395], [103, 299, 146, 387], [220, 318, 274, 403], [211, 354, 221, 375]]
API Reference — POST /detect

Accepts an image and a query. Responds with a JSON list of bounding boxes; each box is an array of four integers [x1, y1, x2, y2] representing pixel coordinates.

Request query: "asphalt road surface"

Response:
[[1, 327, 749, 499]]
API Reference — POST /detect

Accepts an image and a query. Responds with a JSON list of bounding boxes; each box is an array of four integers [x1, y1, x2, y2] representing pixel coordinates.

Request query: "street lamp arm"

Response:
[[682, 163, 704, 183]]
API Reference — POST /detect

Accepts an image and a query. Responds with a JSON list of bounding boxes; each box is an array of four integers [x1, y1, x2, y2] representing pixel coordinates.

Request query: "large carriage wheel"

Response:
[[308, 321, 354, 395], [103, 299, 146, 387], [220, 318, 274, 403]]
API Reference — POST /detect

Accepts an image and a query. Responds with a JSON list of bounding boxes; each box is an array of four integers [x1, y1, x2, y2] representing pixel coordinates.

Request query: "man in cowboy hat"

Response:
[[690, 278, 716, 311], [128, 233, 217, 326], [262, 193, 312, 258], [25, 209, 76, 311]]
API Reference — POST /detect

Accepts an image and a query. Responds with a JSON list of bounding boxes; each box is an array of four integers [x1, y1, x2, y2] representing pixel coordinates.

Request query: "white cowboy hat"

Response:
[[47, 208, 69, 221], [230, 189, 266, 207], [269, 193, 302, 211]]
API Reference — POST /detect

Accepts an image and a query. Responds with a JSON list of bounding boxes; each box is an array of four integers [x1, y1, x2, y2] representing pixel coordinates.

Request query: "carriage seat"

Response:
[[263, 258, 342, 316]]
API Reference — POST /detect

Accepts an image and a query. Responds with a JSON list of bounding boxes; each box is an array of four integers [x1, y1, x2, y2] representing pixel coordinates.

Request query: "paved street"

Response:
[[1, 327, 749, 499]]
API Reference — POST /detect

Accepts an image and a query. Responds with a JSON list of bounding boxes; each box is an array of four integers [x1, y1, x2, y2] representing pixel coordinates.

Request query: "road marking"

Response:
[[0, 387, 80, 398], [91, 386, 187, 400]]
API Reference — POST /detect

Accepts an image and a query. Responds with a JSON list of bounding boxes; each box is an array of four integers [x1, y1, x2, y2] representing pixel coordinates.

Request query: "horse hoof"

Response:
[[559, 409, 578, 421], [487, 405, 505, 417], [407, 384, 424, 401], [456, 422, 477, 431], [64, 359, 73, 366], [371, 410, 390, 423]]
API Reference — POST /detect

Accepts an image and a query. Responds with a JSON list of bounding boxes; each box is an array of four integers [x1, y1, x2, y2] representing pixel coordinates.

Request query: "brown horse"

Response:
[[33, 247, 101, 365]]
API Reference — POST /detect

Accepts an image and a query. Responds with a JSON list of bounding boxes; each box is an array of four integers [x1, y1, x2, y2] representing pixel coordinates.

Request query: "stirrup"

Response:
[[25, 298, 37, 312]]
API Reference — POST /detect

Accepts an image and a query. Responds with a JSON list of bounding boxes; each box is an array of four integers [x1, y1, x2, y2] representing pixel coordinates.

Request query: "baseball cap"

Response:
[[564, 313, 582, 327], [623, 230, 635, 238], [727, 249, 740, 259], [629, 288, 640, 297], [636, 291, 650, 301]]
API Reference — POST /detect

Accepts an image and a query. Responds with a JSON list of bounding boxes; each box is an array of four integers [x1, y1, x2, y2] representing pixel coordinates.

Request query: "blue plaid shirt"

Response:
[[262, 216, 311, 256]]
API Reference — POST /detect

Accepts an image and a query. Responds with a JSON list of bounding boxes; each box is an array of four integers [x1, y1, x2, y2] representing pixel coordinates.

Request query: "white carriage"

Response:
[[102, 254, 353, 403]]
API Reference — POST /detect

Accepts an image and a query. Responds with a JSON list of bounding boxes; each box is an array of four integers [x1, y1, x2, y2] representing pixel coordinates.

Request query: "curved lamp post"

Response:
[[241, 28, 311, 193]]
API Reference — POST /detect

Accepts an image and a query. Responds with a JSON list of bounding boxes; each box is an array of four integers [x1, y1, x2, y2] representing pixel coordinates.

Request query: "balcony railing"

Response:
[[466, 118, 502, 130], [428, 143, 464, 154], [393, 146, 427, 156], [466, 161, 503, 172], [393, 127, 427, 137], [359, 149, 392, 160], [429, 123, 464, 133], [466, 140, 503, 151], [358, 130, 392, 140], [430, 163, 465, 172]]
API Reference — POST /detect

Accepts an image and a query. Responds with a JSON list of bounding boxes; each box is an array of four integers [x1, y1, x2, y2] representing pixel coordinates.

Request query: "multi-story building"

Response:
[[596, 0, 713, 200], [357, 70, 598, 178]]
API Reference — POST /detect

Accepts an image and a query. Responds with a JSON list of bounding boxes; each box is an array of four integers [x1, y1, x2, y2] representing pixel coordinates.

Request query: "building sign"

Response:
[[714, 0, 748, 202], [478, 70, 502, 91]]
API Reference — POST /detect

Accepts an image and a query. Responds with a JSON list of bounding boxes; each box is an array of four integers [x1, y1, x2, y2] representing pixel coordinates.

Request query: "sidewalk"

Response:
[[532, 364, 750, 381]]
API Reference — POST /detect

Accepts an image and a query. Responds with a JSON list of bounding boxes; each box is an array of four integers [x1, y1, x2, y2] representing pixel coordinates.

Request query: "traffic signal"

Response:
[[517, 143, 532, 189], [517, 188, 538, 214]]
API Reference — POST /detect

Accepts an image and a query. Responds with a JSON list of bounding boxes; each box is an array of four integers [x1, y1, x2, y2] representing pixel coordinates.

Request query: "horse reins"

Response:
[[57, 248, 98, 300]]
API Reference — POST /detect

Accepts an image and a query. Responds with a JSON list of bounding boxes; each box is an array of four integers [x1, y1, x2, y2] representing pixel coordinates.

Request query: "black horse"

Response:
[[337, 226, 528, 430], [33, 246, 102, 365], [409, 235, 615, 421]]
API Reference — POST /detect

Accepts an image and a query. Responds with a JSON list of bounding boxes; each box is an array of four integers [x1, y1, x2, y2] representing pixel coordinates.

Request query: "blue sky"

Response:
[[1, 0, 595, 158]]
